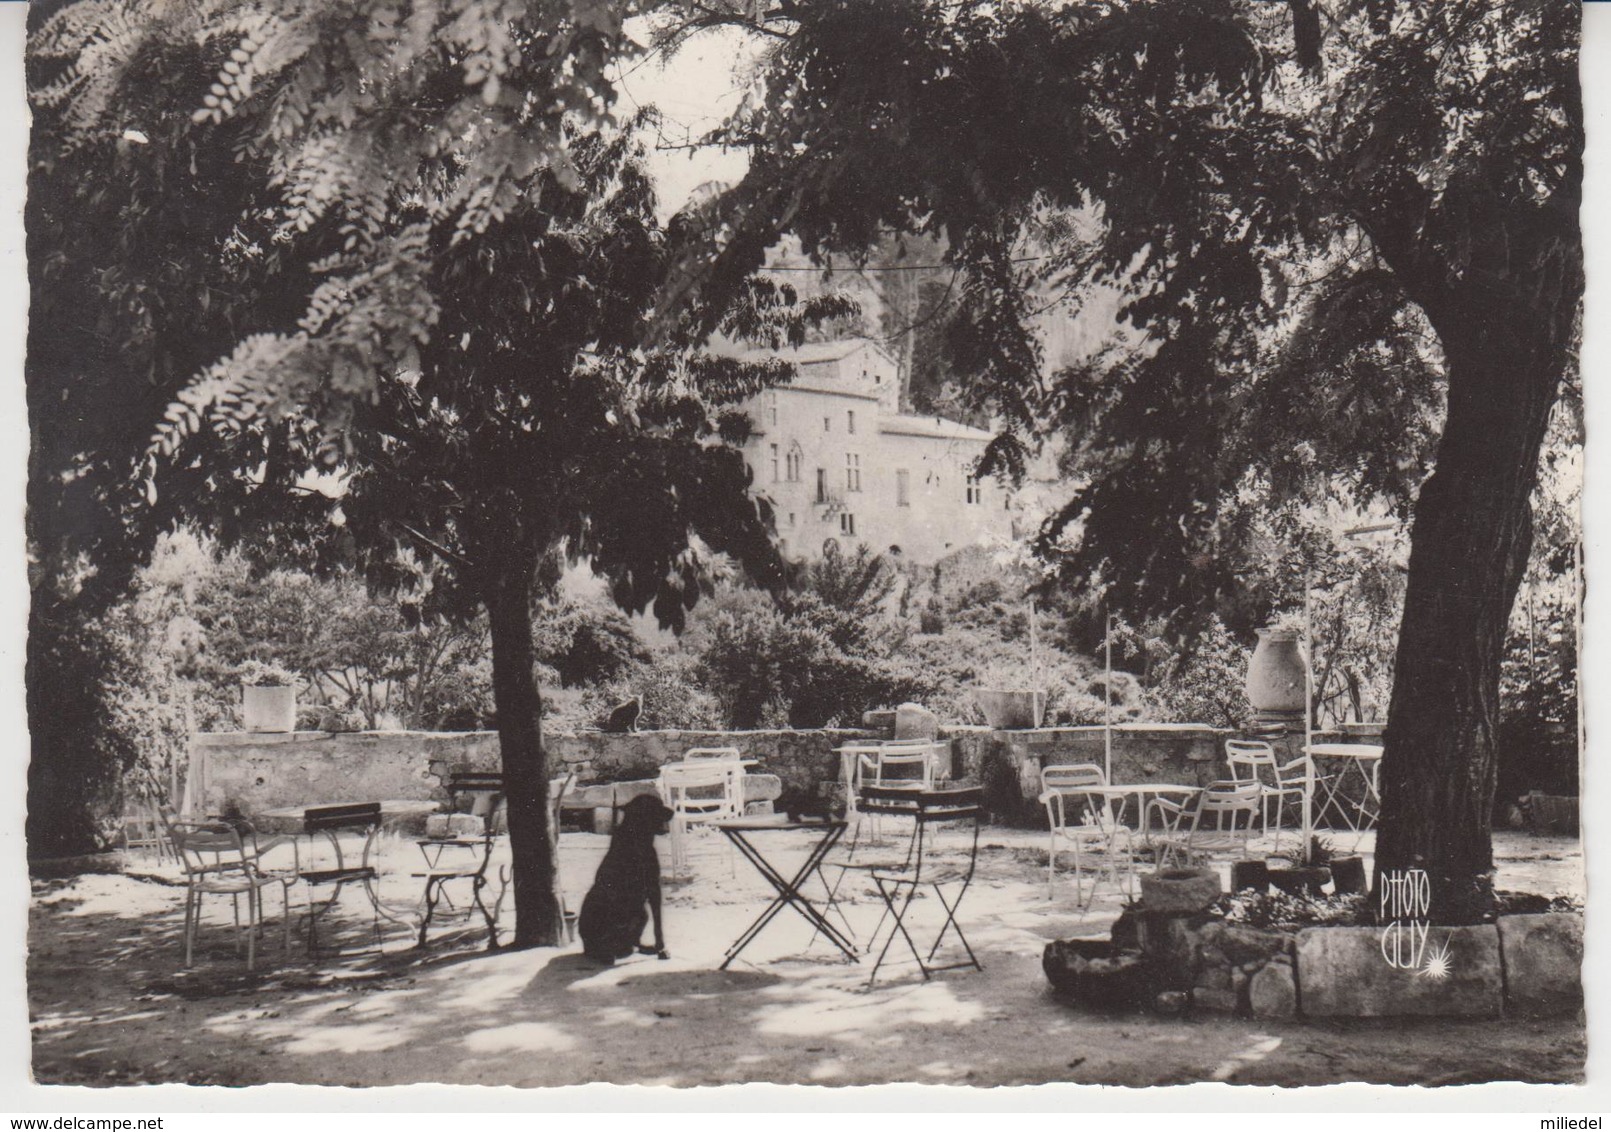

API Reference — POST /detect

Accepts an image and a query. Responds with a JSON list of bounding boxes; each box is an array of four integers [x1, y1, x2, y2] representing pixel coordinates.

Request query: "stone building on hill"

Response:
[[737, 339, 1015, 563]]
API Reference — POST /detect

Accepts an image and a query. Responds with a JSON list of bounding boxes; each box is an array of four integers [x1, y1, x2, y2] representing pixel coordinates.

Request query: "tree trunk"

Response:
[[1372, 306, 1566, 924], [485, 566, 565, 947]]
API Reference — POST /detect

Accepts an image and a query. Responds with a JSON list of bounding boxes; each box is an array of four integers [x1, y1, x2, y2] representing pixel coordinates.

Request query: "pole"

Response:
[[1103, 609, 1113, 785], [1302, 574, 1314, 862]]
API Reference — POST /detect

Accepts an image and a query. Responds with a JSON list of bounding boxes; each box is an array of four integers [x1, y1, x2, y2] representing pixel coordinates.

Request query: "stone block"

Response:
[[895, 702, 940, 740], [1191, 987, 1239, 1013], [425, 813, 482, 837], [1296, 925, 1502, 1017], [1154, 990, 1188, 1016], [1219, 925, 1288, 966], [1196, 964, 1232, 992], [862, 710, 897, 733], [1498, 913, 1583, 1015], [1140, 868, 1221, 914], [1230, 859, 1270, 893], [1250, 961, 1297, 1019]]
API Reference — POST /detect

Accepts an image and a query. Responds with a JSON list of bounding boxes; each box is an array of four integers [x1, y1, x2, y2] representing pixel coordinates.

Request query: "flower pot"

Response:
[[975, 689, 1046, 730], [1245, 627, 1306, 715], [242, 684, 296, 733]]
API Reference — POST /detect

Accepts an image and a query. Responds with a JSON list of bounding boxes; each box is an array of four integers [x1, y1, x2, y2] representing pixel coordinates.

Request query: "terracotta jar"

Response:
[[1245, 627, 1306, 715]]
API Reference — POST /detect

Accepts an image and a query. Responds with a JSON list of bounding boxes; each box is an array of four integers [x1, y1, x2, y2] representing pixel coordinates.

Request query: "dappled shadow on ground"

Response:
[[29, 829, 1587, 1088]]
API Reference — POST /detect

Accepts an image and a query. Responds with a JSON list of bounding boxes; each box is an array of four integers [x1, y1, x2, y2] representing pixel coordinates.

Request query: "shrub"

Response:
[[583, 652, 723, 731]]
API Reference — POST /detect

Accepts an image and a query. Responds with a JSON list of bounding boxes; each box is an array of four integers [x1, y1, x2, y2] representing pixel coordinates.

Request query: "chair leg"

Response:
[[246, 890, 258, 972], [867, 878, 923, 988], [472, 874, 500, 951], [927, 883, 983, 972], [183, 890, 196, 968]]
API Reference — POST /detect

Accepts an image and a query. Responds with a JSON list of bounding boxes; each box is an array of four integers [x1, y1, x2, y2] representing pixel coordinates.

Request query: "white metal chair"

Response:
[[658, 761, 745, 876], [159, 811, 299, 971], [1223, 739, 1323, 852], [1151, 781, 1264, 868], [1039, 764, 1136, 908], [867, 739, 940, 789]]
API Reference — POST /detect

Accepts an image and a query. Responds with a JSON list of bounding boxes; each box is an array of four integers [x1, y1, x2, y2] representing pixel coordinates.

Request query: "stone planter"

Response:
[[975, 689, 1046, 730], [241, 685, 296, 733], [1246, 627, 1306, 718], [1140, 867, 1222, 914], [1043, 938, 1150, 1010], [1268, 866, 1331, 898]]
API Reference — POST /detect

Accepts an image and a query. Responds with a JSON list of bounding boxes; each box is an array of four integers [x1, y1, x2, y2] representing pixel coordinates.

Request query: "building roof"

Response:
[[736, 338, 897, 366], [878, 414, 996, 442], [777, 383, 882, 402]]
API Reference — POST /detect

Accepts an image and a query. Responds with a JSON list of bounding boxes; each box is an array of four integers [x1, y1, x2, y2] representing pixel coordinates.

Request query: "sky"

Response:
[[611, 24, 760, 218]]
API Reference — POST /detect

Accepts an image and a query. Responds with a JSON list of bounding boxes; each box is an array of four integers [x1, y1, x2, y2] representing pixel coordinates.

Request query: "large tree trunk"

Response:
[[485, 563, 566, 947], [1373, 286, 1573, 924]]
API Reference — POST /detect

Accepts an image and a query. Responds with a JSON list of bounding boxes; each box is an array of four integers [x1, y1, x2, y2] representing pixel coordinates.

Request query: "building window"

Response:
[[896, 469, 910, 507], [824, 416, 831, 433], [786, 446, 802, 482], [966, 474, 982, 505], [845, 452, 861, 493], [770, 443, 780, 482], [847, 410, 856, 434], [768, 401, 779, 427], [840, 512, 856, 536], [816, 468, 828, 503], [787, 512, 796, 528]]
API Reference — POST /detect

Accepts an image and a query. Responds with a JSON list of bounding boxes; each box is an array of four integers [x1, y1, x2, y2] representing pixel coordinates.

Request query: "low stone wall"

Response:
[[1054, 908, 1583, 1020], [195, 731, 499, 814], [194, 722, 1372, 826], [194, 727, 887, 816]]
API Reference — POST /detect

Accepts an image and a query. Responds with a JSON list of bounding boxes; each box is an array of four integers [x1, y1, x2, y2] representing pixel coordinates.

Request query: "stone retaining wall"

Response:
[[1061, 909, 1582, 1020], [194, 722, 1374, 825]]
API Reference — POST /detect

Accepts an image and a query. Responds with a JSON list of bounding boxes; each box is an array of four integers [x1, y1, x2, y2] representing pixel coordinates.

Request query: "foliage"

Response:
[[1112, 615, 1252, 731], [1213, 890, 1368, 932], [696, 598, 920, 730], [664, 0, 1578, 622], [532, 598, 651, 689], [1496, 586, 1579, 802], [235, 659, 298, 689], [583, 651, 723, 732], [26, 598, 189, 855]]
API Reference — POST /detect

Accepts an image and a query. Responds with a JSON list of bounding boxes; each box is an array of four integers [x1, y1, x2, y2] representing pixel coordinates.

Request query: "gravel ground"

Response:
[[27, 827, 1585, 1088]]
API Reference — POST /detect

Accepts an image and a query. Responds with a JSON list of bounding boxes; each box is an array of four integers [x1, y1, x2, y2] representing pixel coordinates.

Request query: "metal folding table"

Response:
[[712, 816, 857, 969]]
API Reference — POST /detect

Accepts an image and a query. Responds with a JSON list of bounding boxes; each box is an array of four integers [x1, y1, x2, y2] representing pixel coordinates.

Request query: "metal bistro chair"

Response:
[[1150, 781, 1264, 869], [414, 773, 505, 948], [855, 785, 986, 988], [299, 802, 386, 956], [1223, 739, 1324, 853], [1039, 764, 1136, 908], [160, 811, 299, 971]]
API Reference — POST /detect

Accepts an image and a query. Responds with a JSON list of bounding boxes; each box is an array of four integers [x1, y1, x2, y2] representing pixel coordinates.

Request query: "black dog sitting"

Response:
[[578, 794, 673, 964]]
